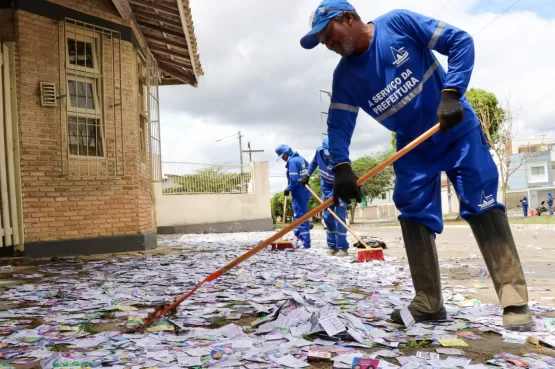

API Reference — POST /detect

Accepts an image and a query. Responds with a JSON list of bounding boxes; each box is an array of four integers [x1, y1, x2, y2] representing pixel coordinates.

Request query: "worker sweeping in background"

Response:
[[275, 144, 311, 249], [300, 0, 532, 331], [548, 193, 553, 216], [520, 196, 528, 217], [300, 137, 349, 256]]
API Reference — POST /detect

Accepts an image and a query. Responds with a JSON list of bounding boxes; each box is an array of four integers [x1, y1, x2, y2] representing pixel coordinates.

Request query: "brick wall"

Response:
[[15, 8, 155, 244]]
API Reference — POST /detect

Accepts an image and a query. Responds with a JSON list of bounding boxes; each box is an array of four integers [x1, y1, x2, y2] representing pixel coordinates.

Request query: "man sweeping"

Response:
[[276, 144, 311, 249], [300, 0, 532, 331], [300, 137, 349, 256]]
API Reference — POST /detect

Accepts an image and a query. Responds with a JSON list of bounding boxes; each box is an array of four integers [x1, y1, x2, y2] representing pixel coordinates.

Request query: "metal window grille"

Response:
[[161, 162, 253, 195], [60, 18, 124, 178], [137, 48, 161, 181]]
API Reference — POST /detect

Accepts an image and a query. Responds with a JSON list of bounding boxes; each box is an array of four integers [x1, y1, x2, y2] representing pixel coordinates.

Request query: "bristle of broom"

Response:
[[357, 248, 384, 262], [269, 241, 295, 251]]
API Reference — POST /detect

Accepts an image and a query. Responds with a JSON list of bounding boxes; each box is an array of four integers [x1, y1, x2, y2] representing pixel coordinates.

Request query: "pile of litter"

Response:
[[1, 232, 555, 368]]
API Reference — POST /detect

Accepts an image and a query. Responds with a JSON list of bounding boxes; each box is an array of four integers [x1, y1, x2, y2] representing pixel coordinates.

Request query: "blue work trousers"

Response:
[[322, 185, 349, 250], [292, 187, 311, 248], [393, 126, 505, 234]]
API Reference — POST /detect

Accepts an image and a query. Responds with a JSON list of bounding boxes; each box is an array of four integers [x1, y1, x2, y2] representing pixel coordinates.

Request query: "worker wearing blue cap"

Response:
[[275, 144, 311, 248], [300, 0, 531, 331], [300, 137, 349, 256]]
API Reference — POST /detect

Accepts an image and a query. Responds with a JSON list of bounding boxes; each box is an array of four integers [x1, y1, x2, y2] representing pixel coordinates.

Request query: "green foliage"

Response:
[[307, 169, 322, 212], [270, 192, 294, 224], [163, 166, 251, 194], [348, 151, 395, 222], [465, 88, 505, 145], [391, 132, 397, 150]]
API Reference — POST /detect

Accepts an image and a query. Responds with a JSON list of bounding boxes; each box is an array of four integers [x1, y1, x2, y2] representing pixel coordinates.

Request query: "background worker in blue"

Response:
[[275, 144, 311, 248], [548, 193, 553, 216], [300, 137, 349, 256], [520, 196, 528, 217], [300, 0, 532, 331]]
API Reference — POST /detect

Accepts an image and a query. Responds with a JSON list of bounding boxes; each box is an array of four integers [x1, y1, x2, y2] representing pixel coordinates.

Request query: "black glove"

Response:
[[437, 89, 464, 132], [284, 189, 290, 196], [299, 174, 310, 187], [333, 163, 362, 205]]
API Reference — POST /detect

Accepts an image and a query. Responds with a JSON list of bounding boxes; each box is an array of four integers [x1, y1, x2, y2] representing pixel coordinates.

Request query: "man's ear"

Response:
[[344, 12, 354, 26]]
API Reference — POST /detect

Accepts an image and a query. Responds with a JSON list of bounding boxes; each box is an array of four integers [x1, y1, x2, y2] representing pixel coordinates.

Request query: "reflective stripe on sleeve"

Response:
[[330, 102, 359, 113], [428, 21, 446, 49]]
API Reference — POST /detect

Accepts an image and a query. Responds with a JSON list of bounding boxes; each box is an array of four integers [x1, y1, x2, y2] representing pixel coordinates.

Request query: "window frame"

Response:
[[65, 28, 100, 76], [65, 25, 105, 159]]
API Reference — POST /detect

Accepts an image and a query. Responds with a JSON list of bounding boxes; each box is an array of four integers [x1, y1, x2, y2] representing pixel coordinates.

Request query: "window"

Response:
[[66, 28, 104, 158], [138, 55, 148, 163], [531, 166, 545, 176], [381, 192, 387, 200], [529, 164, 548, 183]]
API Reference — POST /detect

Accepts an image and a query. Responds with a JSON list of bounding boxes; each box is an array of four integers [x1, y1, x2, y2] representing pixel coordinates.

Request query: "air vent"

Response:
[[40, 82, 57, 106]]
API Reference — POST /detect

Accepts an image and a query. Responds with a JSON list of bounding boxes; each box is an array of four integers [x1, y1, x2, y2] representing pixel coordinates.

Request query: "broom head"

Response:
[[268, 240, 295, 251], [356, 247, 385, 262]]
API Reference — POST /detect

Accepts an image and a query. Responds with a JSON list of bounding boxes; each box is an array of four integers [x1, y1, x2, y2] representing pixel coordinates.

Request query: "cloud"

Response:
[[158, 0, 555, 195]]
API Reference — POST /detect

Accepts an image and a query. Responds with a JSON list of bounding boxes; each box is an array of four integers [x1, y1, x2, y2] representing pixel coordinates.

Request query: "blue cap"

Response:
[[322, 137, 330, 156], [300, 0, 356, 50], [275, 144, 291, 160]]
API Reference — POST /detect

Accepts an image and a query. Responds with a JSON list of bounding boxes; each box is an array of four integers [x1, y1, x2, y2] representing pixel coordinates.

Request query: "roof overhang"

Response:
[[112, 0, 203, 86]]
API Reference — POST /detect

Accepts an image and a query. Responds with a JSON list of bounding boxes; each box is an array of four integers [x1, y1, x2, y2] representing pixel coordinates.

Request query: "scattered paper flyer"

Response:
[[319, 314, 346, 337], [438, 338, 469, 347]]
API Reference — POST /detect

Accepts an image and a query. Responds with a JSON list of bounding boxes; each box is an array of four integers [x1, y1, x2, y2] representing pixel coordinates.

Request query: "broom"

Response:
[[269, 195, 295, 250], [139, 123, 441, 330], [304, 185, 384, 262]]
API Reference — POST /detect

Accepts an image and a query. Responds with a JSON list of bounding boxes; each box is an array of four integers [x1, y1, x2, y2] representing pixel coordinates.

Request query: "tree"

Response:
[[391, 132, 397, 150], [465, 88, 505, 146], [474, 97, 546, 204], [270, 192, 293, 225], [348, 151, 395, 223]]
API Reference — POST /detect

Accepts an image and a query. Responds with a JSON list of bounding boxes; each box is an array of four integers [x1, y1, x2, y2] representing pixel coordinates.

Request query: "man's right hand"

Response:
[[299, 174, 310, 187], [284, 189, 290, 197], [333, 163, 362, 205]]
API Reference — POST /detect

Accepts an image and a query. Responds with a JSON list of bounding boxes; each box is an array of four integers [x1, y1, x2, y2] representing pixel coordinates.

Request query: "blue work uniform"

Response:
[[327, 9, 504, 234], [307, 144, 348, 250], [548, 193, 553, 216], [521, 197, 528, 217], [283, 147, 311, 248]]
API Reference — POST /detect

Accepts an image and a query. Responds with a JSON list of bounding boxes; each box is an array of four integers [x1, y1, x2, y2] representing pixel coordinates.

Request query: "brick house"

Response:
[[0, 0, 203, 257]]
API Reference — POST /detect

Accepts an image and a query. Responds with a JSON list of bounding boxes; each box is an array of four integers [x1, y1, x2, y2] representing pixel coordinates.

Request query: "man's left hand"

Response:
[[437, 89, 464, 132]]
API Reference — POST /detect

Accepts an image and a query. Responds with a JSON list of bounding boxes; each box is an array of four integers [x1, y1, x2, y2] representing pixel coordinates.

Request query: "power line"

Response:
[[473, 0, 524, 37], [433, 0, 455, 18]]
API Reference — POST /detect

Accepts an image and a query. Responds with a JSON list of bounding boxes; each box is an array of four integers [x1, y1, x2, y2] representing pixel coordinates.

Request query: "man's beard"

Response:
[[338, 36, 355, 56]]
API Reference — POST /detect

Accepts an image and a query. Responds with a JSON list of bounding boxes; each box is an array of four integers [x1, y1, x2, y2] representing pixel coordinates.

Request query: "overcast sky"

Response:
[[158, 0, 555, 195]]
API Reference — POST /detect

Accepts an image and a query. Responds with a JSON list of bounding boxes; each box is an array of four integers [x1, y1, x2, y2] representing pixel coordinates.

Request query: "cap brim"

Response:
[[300, 21, 328, 50], [324, 149, 330, 156]]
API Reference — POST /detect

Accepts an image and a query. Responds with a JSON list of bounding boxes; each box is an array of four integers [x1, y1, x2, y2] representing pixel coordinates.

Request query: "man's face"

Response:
[[317, 17, 356, 56], [281, 154, 289, 162]]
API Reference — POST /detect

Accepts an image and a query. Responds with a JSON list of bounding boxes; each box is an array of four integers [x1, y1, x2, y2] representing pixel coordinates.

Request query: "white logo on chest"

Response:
[[391, 46, 409, 67]]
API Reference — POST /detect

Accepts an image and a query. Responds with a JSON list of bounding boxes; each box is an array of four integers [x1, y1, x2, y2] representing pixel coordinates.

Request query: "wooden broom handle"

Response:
[[282, 195, 287, 228], [305, 185, 370, 248], [145, 124, 441, 325]]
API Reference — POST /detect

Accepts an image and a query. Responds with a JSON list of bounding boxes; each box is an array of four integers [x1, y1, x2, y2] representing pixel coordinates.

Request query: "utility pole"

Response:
[[243, 142, 264, 163]]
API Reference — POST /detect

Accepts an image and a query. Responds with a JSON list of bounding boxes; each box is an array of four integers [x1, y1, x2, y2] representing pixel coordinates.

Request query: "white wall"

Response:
[[154, 162, 271, 227]]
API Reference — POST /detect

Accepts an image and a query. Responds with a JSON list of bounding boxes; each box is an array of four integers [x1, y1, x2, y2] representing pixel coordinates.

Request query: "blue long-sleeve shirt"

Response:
[[327, 9, 479, 166], [307, 147, 335, 189], [286, 153, 309, 193]]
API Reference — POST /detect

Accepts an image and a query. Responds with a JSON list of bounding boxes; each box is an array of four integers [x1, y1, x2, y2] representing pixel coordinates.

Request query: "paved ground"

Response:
[[347, 223, 555, 306]]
